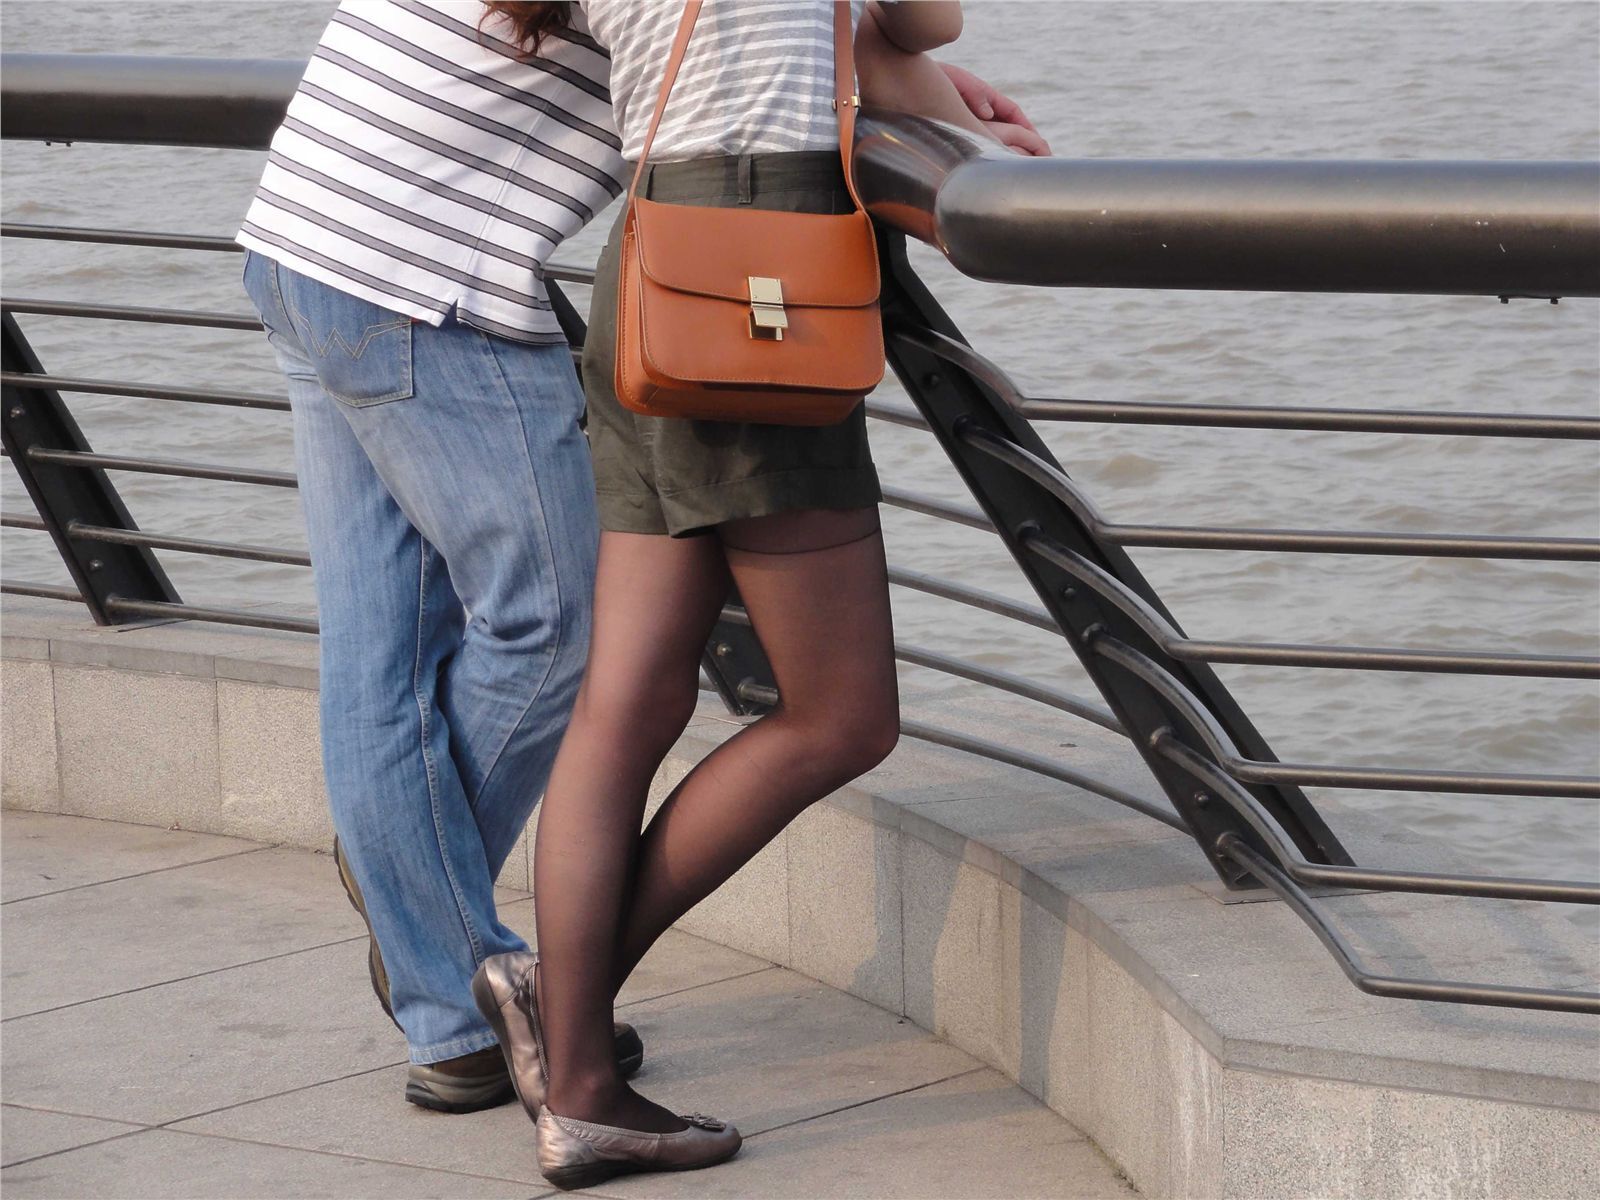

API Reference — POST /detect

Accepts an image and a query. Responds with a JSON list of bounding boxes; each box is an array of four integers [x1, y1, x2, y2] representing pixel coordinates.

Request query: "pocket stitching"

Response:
[[282, 296, 414, 406]]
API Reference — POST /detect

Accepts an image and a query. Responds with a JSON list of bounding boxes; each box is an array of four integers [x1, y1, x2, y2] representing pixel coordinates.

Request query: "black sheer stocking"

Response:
[[533, 509, 898, 1133]]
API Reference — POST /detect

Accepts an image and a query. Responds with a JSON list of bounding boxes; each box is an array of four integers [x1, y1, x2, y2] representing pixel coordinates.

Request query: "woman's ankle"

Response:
[[545, 1077, 688, 1134]]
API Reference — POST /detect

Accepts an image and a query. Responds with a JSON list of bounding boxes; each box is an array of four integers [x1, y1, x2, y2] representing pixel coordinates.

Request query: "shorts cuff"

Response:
[[659, 466, 883, 537]]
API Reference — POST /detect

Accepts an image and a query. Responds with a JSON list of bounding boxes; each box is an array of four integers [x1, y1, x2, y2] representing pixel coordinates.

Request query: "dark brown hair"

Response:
[[480, 2, 572, 57]]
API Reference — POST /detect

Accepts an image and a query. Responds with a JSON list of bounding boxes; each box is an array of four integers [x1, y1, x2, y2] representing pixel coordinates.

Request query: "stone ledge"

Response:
[[4, 595, 1597, 1198]]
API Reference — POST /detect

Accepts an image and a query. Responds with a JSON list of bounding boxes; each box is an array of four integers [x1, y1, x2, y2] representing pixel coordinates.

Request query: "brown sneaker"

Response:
[[406, 1046, 516, 1114], [333, 837, 398, 1030]]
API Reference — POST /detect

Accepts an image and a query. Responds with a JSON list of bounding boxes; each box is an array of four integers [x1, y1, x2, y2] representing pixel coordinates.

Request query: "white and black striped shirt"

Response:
[[237, 0, 625, 345], [582, 0, 865, 164]]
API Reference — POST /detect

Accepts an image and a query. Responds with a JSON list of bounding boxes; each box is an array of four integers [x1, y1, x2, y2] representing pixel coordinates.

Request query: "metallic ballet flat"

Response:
[[535, 1106, 742, 1190], [470, 952, 646, 1121]]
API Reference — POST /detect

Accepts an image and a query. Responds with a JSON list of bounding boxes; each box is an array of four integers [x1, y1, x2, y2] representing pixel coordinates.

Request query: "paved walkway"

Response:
[[1, 812, 1135, 1199]]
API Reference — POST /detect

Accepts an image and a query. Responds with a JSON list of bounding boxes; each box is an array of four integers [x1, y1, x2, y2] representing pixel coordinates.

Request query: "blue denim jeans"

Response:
[[242, 252, 598, 1063]]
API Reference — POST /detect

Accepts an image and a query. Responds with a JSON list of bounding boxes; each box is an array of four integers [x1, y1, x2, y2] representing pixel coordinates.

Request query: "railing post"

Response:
[[876, 234, 1352, 886], [1, 310, 179, 623]]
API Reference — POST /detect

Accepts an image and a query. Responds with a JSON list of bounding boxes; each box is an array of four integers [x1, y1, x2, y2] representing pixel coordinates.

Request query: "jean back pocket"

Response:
[[280, 272, 415, 407]]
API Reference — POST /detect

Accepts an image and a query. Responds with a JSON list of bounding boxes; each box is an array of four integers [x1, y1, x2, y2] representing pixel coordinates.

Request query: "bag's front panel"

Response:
[[636, 283, 883, 394], [633, 201, 881, 308]]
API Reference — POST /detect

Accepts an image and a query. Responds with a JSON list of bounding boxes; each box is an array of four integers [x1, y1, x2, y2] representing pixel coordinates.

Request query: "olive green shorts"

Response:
[[582, 151, 882, 537]]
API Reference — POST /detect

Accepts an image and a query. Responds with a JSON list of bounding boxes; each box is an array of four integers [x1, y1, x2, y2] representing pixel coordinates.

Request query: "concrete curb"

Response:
[[4, 596, 1597, 1198]]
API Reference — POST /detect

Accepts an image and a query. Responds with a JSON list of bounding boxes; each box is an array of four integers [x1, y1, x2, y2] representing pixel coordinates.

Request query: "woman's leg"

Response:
[[609, 506, 900, 991], [534, 530, 730, 1132]]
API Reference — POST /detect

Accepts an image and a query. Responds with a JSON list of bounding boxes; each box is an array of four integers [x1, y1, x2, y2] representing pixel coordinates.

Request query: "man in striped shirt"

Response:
[[239, 0, 1038, 1113]]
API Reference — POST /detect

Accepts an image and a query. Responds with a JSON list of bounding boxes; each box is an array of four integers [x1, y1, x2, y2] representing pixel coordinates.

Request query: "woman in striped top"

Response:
[[505, 1, 1039, 1187]]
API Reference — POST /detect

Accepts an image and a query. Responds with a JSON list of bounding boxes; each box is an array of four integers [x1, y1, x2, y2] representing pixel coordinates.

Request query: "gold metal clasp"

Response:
[[831, 95, 861, 111], [748, 276, 787, 340]]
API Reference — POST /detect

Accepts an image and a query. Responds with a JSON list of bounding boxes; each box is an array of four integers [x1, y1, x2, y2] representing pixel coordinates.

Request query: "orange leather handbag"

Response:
[[615, 0, 885, 426]]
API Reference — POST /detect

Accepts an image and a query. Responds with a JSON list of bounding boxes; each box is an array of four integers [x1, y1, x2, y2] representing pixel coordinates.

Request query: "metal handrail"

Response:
[[854, 111, 1600, 298]]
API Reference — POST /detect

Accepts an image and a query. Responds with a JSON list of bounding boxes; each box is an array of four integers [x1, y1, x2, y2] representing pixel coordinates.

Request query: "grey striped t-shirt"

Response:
[[237, 0, 625, 345], [581, 0, 865, 164]]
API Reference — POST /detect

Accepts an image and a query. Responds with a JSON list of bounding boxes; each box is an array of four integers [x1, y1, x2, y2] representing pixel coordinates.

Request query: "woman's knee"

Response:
[[786, 697, 900, 785], [572, 670, 700, 754], [840, 705, 901, 777]]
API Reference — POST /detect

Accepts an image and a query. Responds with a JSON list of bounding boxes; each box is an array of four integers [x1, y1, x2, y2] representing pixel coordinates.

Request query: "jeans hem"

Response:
[[409, 1026, 502, 1066]]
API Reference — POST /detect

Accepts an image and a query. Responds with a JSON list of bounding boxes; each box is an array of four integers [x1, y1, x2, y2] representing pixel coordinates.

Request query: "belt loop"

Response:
[[737, 154, 753, 205]]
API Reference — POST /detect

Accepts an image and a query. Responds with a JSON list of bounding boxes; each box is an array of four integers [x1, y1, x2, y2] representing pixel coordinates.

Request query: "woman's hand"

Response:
[[938, 63, 1052, 156]]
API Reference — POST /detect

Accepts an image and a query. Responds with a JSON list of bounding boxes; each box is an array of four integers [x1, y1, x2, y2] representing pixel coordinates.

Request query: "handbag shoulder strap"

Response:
[[627, 1, 861, 207]]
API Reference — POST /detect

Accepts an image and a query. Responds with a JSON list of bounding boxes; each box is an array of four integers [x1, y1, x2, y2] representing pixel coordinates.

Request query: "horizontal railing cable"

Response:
[[1217, 836, 1600, 1014], [2, 580, 82, 603], [24, 447, 297, 488], [2, 298, 262, 331], [896, 325, 1600, 441], [1, 223, 241, 252], [1025, 531, 1599, 679], [886, 564, 1058, 633], [541, 262, 597, 286], [1, 370, 290, 411], [64, 521, 309, 566], [962, 423, 1600, 561], [893, 641, 1121, 733], [1158, 736, 1599, 904], [879, 484, 993, 532], [2, 513, 47, 531], [1094, 633, 1600, 798], [103, 595, 317, 634], [865, 399, 932, 431]]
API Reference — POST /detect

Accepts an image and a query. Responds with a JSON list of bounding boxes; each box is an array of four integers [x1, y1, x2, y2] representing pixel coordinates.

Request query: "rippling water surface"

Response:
[[4, 2, 1597, 897]]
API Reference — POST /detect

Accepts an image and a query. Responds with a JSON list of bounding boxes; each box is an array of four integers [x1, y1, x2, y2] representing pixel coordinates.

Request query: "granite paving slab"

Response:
[[0, 1128, 536, 1199], [3, 846, 364, 1016], [0, 811, 261, 902], [589, 1068, 1137, 1200]]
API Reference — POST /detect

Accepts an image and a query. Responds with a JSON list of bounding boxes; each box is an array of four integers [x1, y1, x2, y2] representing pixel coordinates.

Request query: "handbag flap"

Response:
[[632, 198, 881, 308]]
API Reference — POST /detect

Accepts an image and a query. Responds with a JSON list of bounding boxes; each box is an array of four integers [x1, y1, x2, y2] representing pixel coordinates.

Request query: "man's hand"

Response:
[[938, 62, 1052, 156]]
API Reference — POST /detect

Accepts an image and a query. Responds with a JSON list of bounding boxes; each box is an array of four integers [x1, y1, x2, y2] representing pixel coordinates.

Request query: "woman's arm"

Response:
[[867, 1, 963, 53], [857, 2, 1042, 151]]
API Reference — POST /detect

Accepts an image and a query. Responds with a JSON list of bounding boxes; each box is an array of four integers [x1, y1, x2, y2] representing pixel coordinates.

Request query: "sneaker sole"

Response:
[[404, 1074, 517, 1115]]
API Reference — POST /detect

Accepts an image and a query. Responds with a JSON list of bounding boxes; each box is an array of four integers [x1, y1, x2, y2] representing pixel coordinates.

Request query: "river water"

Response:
[[3, 2, 1597, 900]]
